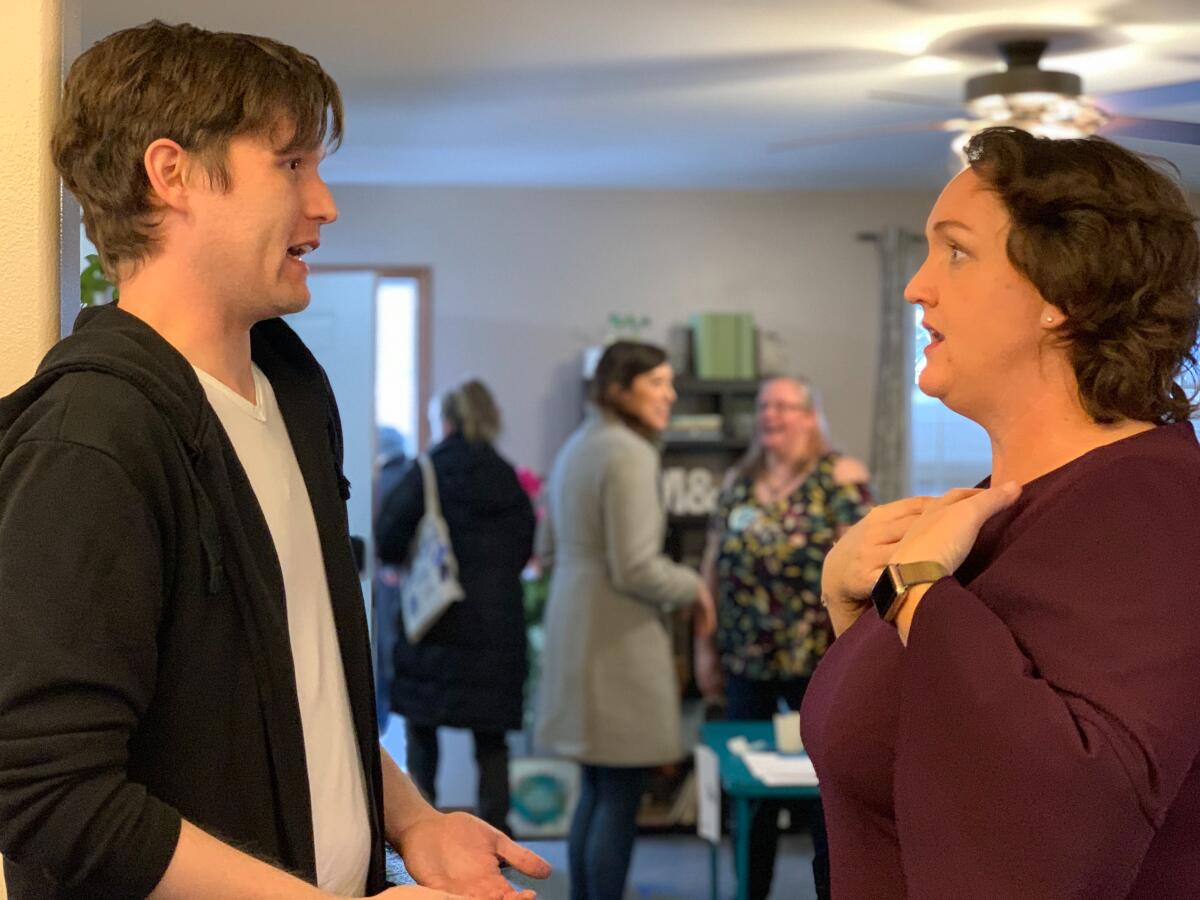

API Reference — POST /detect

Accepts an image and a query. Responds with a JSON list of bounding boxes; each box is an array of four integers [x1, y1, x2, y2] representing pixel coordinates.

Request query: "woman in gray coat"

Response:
[[536, 340, 715, 900]]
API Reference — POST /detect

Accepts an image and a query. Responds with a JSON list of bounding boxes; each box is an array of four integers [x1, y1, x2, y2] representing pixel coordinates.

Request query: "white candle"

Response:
[[773, 710, 803, 753]]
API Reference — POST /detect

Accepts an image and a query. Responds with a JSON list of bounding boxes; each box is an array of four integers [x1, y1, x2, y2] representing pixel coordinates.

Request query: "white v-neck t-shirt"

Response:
[[195, 363, 370, 896]]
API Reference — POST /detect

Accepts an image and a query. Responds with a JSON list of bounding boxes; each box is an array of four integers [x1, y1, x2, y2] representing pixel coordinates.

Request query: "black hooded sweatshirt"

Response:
[[376, 433, 534, 732], [0, 305, 385, 898]]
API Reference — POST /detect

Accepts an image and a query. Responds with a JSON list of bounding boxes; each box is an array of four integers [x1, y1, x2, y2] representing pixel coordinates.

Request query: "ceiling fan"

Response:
[[775, 38, 1200, 153]]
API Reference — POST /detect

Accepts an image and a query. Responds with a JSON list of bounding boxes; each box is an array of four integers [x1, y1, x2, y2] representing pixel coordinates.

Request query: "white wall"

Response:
[[1, 0, 61, 395], [0, 4, 62, 895], [320, 184, 935, 475]]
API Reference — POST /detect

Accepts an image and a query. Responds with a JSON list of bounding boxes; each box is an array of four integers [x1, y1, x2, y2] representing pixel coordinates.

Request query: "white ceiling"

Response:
[[82, 0, 1200, 189]]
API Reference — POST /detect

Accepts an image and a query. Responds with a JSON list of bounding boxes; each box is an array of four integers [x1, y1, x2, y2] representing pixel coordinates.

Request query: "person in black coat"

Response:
[[372, 426, 409, 727], [376, 379, 535, 833]]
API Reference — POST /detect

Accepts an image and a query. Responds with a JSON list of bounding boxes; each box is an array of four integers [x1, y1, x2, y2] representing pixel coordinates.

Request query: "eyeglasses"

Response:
[[756, 401, 808, 413]]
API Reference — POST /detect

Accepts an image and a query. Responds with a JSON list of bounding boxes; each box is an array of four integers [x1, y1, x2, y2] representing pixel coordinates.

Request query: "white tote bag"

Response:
[[399, 455, 465, 642]]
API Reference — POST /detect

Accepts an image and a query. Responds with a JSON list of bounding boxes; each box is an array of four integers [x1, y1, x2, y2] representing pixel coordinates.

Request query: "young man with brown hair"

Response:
[[0, 20, 548, 900]]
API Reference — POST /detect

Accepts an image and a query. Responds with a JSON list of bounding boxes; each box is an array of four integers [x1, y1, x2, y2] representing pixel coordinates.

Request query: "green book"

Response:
[[734, 313, 757, 379], [712, 314, 735, 378], [689, 313, 723, 378], [691, 312, 755, 378]]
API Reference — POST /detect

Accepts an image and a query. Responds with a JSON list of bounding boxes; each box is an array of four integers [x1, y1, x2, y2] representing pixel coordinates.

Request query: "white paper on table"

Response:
[[694, 744, 721, 844], [742, 750, 819, 787]]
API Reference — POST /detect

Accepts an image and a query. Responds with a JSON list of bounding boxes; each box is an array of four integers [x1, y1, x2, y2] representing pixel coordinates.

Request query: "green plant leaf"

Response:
[[80, 254, 117, 307]]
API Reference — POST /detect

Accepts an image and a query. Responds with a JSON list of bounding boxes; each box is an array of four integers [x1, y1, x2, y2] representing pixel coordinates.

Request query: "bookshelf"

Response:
[[662, 378, 760, 568]]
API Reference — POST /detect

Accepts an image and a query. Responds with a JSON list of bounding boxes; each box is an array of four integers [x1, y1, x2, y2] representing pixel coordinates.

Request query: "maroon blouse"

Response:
[[801, 422, 1200, 899]]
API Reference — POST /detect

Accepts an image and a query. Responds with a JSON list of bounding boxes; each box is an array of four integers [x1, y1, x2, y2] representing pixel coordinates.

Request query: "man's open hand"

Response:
[[395, 810, 551, 900]]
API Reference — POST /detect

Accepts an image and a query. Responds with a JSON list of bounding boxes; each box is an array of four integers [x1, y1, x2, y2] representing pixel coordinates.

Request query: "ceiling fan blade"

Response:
[[389, 48, 911, 107], [868, 89, 963, 111], [1094, 80, 1200, 115], [1100, 115, 1200, 146], [770, 119, 966, 152]]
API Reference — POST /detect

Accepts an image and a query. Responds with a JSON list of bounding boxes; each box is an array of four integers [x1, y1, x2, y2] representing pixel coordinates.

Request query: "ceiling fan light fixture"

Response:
[[1020, 119, 1097, 140], [965, 66, 1083, 103], [951, 94, 1108, 167], [966, 91, 1107, 132], [950, 39, 1109, 157], [778, 34, 1200, 163]]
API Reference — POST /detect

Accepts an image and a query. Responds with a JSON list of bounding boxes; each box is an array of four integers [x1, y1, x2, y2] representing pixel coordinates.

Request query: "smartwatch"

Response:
[[870, 561, 949, 624]]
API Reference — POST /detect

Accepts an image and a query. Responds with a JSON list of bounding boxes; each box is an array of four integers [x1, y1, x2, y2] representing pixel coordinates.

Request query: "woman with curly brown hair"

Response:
[[801, 127, 1200, 899]]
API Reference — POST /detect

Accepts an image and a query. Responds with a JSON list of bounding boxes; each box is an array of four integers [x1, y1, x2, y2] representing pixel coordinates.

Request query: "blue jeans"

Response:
[[568, 764, 649, 900], [725, 673, 831, 900]]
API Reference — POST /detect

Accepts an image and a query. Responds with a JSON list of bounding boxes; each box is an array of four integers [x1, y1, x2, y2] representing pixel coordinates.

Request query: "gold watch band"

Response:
[[879, 561, 949, 623], [889, 561, 949, 590]]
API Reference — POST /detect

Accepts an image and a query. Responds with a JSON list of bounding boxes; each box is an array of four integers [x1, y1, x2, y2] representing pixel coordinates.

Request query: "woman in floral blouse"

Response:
[[696, 375, 872, 900]]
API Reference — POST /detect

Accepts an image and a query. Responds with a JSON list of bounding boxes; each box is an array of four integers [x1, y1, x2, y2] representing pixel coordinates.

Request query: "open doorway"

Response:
[[362, 270, 431, 764], [375, 272, 432, 459], [295, 266, 432, 590]]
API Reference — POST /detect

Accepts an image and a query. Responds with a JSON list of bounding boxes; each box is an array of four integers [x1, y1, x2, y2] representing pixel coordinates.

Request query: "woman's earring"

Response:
[[1045, 315, 1054, 323]]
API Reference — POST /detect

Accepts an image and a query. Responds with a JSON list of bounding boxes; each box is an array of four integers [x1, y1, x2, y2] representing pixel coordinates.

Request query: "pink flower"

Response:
[[516, 466, 546, 521], [516, 466, 544, 500]]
